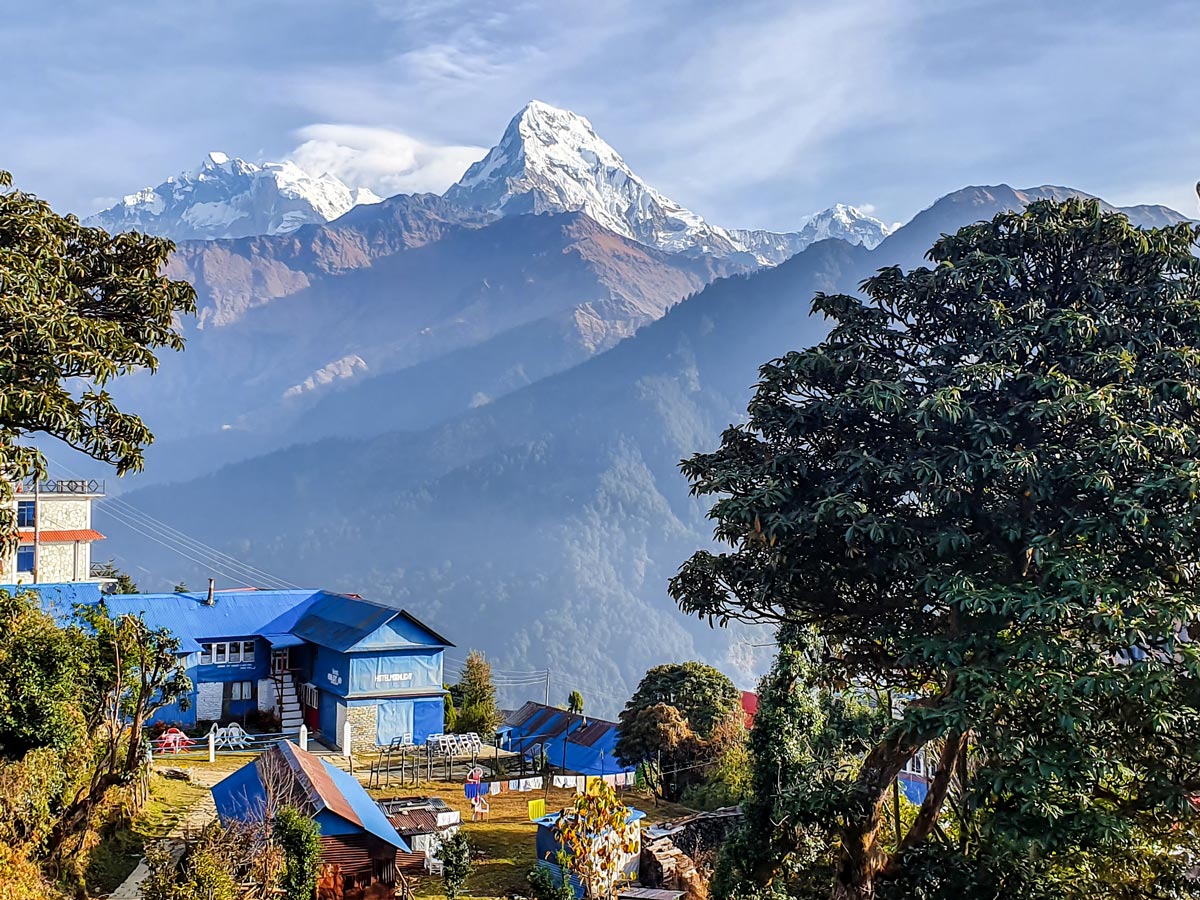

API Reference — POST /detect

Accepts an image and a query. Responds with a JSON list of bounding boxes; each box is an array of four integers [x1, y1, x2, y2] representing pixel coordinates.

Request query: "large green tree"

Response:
[[615, 662, 742, 801], [0, 169, 195, 543], [671, 200, 1200, 899]]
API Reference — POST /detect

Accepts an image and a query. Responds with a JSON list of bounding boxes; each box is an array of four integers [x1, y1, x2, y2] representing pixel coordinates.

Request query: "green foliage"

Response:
[[527, 859, 576, 900], [0, 170, 195, 549], [673, 200, 1200, 897], [710, 625, 884, 900], [439, 831, 473, 900], [142, 825, 239, 900], [0, 591, 91, 758], [443, 685, 458, 733], [618, 662, 740, 742], [568, 690, 584, 715], [275, 805, 322, 900], [615, 662, 743, 801], [93, 560, 138, 595], [172, 582, 188, 593], [453, 650, 500, 735]]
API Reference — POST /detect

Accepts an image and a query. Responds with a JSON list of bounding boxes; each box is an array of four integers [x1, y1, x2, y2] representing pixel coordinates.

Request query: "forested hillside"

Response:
[[108, 186, 1187, 712]]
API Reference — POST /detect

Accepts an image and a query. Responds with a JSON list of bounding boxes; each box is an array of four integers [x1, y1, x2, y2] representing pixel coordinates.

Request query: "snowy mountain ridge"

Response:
[[444, 100, 890, 265], [85, 152, 382, 241]]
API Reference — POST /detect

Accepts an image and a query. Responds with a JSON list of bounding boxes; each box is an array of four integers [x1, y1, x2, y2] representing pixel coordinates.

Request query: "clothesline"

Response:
[[464, 770, 638, 799]]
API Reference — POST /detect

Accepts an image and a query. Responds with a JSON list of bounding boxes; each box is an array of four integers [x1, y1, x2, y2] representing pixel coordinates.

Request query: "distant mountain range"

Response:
[[85, 152, 382, 241], [70, 99, 1193, 712], [100, 101, 888, 481], [444, 101, 890, 264], [103, 173, 1188, 713]]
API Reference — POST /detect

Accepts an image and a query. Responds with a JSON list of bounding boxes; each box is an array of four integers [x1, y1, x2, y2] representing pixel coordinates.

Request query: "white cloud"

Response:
[[286, 124, 486, 197]]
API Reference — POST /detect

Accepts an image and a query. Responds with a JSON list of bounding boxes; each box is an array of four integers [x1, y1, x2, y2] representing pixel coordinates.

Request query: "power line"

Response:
[[96, 502, 294, 589], [97, 504, 267, 587], [41, 450, 298, 589]]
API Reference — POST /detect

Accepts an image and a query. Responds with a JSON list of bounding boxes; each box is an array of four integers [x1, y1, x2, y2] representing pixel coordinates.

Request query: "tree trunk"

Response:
[[829, 734, 923, 900], [896, 731, 964, 856]]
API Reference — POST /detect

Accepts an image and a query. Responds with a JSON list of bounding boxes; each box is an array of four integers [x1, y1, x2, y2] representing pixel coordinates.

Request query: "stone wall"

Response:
[[35, 543, 88, 582], [39, 498, 90, 530], [346, 704, 378, 753]]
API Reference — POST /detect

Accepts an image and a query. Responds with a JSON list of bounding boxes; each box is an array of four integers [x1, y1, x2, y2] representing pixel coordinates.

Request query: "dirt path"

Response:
[[105, 773, 219, 900]]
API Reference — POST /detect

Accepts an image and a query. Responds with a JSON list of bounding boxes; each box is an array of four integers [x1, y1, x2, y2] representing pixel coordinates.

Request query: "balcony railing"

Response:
[[18, 478, 106, 496]]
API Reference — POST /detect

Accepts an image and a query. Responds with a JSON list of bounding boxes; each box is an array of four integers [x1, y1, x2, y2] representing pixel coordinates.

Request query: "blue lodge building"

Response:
[[103, 588, 453, 750]]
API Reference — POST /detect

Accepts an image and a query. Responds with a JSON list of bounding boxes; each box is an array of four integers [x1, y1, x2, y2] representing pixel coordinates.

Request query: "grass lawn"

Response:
[[366, 780, 696, 900], [84, 772, 209, 897]]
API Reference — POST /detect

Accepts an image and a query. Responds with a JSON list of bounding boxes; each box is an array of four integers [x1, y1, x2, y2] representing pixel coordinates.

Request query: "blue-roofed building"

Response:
[[102, 587, 453, 749], [0, 580, 105, 621], [212, 740, 410, 899], [504, 701, 635, 778]]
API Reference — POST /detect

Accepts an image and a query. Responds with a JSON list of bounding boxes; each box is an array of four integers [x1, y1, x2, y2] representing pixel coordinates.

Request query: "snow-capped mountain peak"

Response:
[[445, 100, 743, 258], [445, 100, 889, 265], [86, 154, 382, 242]]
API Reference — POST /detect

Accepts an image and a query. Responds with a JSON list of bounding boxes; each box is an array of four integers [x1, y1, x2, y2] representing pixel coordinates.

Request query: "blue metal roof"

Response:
[[291, 594, 453, 652], [505, 702, 633, 776], [1, 581, 105, 622], [103, 589, 329, 645], [211, 741, 409, 851], [320, 758, 409, 849]]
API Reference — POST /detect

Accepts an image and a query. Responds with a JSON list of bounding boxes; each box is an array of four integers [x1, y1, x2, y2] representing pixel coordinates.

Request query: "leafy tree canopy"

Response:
[[0, 590, 91, 758], [672, 200, 1200, 899], [0, 170, 195, 543]]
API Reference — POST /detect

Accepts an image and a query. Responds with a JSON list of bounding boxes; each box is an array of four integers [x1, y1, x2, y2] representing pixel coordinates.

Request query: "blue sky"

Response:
[[3, 0, 1197, 231]]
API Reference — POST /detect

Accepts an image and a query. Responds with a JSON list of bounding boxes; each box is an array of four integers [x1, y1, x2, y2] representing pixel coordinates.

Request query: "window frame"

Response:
[[16, 501, 35, 529], [242, 641, 255, 663], [16, 545, 34, 573], [200, 643, 213, 665]]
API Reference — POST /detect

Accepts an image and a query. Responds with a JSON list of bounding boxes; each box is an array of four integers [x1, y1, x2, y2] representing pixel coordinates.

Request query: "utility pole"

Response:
[[544, 669, 551, 707], [32, 476, 40, 582]]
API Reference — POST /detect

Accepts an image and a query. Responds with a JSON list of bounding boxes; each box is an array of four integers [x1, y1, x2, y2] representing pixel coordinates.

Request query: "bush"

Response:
[[439, 831, 472, 900], [275, 806, 322, 900], [527, 860, 575, 900]]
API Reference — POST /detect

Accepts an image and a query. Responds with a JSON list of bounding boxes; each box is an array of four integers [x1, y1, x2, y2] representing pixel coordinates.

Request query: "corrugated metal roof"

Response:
[[212, 742, 408, 851], [506, 701, 631, 776], [290, 594, 452, 652], [103, 589, 328, 643], [17, 529, 105, 543], [1, 582, 105, 622], [387, 808, 440, 836]]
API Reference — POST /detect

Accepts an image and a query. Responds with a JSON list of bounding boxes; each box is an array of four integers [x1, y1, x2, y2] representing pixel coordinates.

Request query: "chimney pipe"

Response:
[[205, 578, 215, 606]]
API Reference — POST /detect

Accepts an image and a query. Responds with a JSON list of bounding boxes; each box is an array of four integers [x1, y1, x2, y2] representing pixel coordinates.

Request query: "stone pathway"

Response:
[[106, 773, 218, 900]]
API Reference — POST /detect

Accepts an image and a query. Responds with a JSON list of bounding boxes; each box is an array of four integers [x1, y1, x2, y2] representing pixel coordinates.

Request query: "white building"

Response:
[[3, 478, 107, 584]]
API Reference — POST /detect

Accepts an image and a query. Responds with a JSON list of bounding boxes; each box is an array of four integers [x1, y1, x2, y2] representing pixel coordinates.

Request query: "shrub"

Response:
[[439, 831, 473, 900]]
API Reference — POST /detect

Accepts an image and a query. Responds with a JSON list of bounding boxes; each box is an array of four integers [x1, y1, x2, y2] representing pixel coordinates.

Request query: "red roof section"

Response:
[[17, 529, 105, 543], [280, 740, 364, 829], [741, 691, 759, 728]]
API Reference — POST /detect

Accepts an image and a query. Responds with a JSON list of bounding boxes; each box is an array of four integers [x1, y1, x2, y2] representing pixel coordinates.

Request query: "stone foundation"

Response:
[[346, 704, 378, 753]]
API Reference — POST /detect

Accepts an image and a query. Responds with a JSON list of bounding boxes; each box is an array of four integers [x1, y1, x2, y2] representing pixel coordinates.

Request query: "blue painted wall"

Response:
[[319, 691, 342, 741]]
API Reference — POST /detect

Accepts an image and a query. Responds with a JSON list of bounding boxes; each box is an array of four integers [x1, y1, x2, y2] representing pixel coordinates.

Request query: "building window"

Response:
[[227, 681, 254, 701], [16, 501, 35, 528], [204, 641, 255, 666], [16, 545, 34, 573]]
